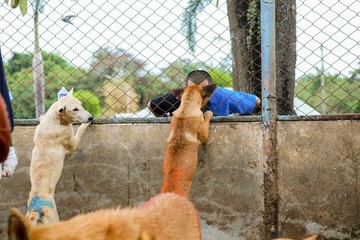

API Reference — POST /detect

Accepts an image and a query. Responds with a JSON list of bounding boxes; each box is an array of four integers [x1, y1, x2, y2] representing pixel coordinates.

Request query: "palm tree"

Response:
[[4, 0, 27, 16], [183, 0, 296, 115], [9, 0, 46, 117]]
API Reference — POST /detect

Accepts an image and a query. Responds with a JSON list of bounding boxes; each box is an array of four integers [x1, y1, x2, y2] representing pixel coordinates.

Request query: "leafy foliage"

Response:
[[4, 0, 27, 16], [73, 90, 101, 118], [208, 68, 233, 87], [182, 0, 213, 53], [5, 52, 99, 118], [295, 73, 360, 114], [5, 52, 32, 75], [5, 50, 220, 118], [6, 48, 356, 118]]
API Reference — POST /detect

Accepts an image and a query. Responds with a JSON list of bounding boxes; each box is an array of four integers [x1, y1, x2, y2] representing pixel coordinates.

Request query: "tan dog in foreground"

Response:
[[26, 89, 93, 225], [9, 193, 201, 240], [274, 234, 318, 240], [160, 84, 217, 197]]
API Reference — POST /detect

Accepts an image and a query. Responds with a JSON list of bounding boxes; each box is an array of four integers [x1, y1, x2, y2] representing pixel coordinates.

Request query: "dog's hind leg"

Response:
[[161, 166, 194, 197]]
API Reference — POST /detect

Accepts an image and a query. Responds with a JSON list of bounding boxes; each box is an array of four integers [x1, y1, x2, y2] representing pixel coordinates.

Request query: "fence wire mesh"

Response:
[[0, 0, 359, 120], [295, 0, 359, 116]]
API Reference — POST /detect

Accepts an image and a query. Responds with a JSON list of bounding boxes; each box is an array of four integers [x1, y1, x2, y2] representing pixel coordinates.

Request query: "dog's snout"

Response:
[[88, 116, 94, 121]]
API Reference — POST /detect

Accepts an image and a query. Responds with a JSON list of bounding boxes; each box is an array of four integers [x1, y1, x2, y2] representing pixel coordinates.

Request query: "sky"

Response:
[[296, 0, 359, 77], [0, 0, 359, 79]]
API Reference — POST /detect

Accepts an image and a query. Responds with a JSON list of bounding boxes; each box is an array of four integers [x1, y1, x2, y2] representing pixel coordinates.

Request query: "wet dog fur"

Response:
[[26, 89, 93, 225], [9, 193, 201, 240], [160, 84, 217, 197]]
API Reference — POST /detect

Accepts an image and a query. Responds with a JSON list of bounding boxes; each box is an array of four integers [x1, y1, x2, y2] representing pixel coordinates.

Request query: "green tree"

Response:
[[133, 74, 164, 109], [4, 0, 27, 15], [6, 67, 34, 119], [5, 52, 98, 119], [89, 46, 147, 110], [5, 52, 32, 74], [73, 90, 101, 118], [354, 102, 360, 113], [90, 46, 146, 81], [159, 59, 234, 89], [208, 68, 233, 87], [296, 73, 360, 114], [160, 59, 202, 89]]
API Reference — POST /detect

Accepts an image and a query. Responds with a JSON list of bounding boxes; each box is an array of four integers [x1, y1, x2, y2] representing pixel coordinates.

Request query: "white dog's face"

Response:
[[56, 91, 93, 124]]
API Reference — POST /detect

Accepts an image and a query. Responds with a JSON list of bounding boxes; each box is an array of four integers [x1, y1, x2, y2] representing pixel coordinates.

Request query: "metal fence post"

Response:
[[261, 0, 278, 239]]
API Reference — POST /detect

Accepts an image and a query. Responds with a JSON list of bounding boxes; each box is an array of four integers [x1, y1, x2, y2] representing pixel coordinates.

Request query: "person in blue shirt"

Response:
[[148, 70, 260, 117]]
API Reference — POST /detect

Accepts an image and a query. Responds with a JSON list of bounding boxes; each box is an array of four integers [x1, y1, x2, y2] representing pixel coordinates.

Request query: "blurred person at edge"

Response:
[[0, 48, 18, 178], [0, 94, 10, 163]]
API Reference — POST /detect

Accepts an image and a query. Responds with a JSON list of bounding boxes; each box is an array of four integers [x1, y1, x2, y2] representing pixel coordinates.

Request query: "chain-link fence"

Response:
[[295, 0, 359, 116], [0, 0, 359, 120]]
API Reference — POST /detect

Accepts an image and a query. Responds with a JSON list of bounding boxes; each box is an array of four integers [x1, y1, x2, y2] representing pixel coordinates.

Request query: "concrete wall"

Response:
[[0, 120, 359, 239], [277, 121, 360, 239]]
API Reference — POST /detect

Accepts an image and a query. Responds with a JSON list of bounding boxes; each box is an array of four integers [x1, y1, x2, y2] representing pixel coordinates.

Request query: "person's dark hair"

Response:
[[186, 70, 213, 85]]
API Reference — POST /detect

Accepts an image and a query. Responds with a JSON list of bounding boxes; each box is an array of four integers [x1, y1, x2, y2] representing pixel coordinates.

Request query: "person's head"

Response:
[[186, 70, 213, 87], [185, 70, 215, 109]]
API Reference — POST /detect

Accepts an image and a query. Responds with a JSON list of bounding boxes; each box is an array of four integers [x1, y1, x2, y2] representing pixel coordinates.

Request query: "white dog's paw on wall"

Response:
[[2, 146, 18, 177]]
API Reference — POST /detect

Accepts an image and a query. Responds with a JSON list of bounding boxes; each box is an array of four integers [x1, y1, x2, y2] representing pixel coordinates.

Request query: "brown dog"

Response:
[[160, 84, 217, 197], [8, 193, 201, 240], [273, 235, 318, 240]]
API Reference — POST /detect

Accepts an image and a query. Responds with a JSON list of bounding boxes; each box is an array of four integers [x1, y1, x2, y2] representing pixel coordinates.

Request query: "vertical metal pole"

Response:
[[320, 45, 327, 114], [261, 0, 276, 124], [261, 0, 278, 239]]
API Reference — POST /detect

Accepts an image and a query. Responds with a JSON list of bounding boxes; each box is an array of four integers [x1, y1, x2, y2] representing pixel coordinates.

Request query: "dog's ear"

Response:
[[201, 83, 217, 98], [172, 87, 185, 100], [8, 208, 30, 240], [68, 88, 74, 96]]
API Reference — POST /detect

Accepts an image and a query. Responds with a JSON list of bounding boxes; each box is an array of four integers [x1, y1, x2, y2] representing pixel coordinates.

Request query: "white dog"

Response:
[[26, 89, 93, 225]]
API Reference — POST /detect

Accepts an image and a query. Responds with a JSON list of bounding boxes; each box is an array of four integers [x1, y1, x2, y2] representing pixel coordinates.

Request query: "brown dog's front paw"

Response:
[[204, 111, 213, 118]]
